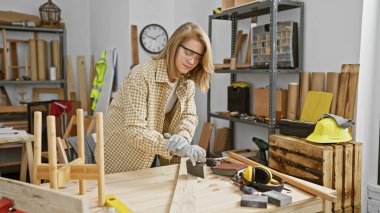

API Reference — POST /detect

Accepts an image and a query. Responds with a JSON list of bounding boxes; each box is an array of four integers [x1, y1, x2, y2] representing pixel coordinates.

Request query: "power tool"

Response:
[[252, 137, 268, 166]]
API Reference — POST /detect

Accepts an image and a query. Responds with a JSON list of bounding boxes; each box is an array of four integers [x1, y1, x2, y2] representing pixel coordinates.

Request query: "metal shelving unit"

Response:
[[0, 25, 67, 99], [207, 0, 304, 150]]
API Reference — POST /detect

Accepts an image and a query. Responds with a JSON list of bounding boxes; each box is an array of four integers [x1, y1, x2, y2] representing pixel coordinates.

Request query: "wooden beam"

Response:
[[0, 177, 89, 213], [77, 56, 88, 110], [198, 122, 213, 151], [169, 158, 198, 213], [2, 29, 8, 80], [71, 164, 99, 180], [131, 25, 139, 66], [66, 55, 76, 100]]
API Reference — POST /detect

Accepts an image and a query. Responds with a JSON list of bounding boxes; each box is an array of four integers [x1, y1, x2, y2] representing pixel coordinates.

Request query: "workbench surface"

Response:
[[56, 164, 331, 213]]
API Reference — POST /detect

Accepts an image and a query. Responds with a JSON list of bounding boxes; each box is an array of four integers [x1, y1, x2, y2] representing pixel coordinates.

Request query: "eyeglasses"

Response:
[[179, 45, 203, 62]]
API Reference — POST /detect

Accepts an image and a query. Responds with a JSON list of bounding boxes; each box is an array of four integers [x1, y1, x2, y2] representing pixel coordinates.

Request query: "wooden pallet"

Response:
[[268, 134, 362, 212]]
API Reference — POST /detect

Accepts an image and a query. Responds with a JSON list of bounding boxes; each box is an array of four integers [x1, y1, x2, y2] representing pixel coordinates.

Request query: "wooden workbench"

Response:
[[0, 132, 34, 182], [56, 164, 334, 213]]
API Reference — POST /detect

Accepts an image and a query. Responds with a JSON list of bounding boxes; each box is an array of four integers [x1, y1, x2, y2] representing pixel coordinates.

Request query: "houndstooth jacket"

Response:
[[104, 59, 198, 174]]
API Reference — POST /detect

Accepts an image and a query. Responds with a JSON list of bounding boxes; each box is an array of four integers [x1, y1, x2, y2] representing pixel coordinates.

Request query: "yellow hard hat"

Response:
[[306, 118, 352, 143]]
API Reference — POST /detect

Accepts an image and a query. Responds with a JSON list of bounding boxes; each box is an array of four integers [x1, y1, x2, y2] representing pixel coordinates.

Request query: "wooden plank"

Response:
[[0, 105, 27, 113], [351, 142, 362, 207], [25, 140, 34, 183], [0, 177, 89, 213], [28, 39, 38, 80], [10, 41, 18, 79], [77, 56, 88, 110], [245, 31, 252, 64], [322, 144, 333, 213], [268, 152, 322, 184], [88, 54, 96, 114], [36, 39, 47, 80], [57, 137, 68, 164], [198, 122, 213, 151], [71, 164, 99, 180], [169, 157, 198, 213], [212, 127, 230, 152], [131, 25, 139, 66], [19, 144, 27, 181], [50, 40, 61, 80], [344, 64, 360, 120], [270, 134, 330, 159], [336, 64, 350, 116], [342, 143, 353, 207], [7, 38, 29, 43], [331, 144, 343, 211], [57, 164, 72, 188], [2, 29, 8, 80], [66, 55, 76, 100]]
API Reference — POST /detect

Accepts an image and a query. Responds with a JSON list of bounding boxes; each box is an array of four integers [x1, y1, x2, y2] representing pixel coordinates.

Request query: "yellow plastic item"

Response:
[[300, 91, 333, 122], [242, 166, 272, 184], [105, 194, 134, 213], [306, 118, 352, 143]]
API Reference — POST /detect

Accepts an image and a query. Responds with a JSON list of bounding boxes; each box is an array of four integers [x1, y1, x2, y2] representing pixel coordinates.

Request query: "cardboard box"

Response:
[[221, 0, 235, 10], [235, 0, 258, 7], [254, 88, 287, 118]]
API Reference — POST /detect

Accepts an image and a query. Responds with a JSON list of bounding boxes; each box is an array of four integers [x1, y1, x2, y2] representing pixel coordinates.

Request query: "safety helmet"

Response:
[[306, 117, 352, 143]]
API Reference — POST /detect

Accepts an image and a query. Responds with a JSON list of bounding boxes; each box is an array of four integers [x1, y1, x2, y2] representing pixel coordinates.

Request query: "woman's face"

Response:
[[175, 39, 204, 75]]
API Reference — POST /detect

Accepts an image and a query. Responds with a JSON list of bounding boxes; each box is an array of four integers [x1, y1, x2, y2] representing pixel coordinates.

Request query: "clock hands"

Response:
[[144, 34, 155, 40]]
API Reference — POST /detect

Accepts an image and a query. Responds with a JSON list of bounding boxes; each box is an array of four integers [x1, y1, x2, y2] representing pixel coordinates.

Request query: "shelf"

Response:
[[214, 67, 301, 74], [0, 80, 66, 85], [0, 25, 64, 33], [209, 112, 269, 128], [211, 0, 303, 20]]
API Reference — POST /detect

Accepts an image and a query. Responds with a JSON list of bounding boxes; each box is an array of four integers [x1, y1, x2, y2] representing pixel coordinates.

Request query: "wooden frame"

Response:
[[32, 87, 64, 101]]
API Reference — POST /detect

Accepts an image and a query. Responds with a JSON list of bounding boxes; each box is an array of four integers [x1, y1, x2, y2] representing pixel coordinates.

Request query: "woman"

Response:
[[104, 22, 214, 174]]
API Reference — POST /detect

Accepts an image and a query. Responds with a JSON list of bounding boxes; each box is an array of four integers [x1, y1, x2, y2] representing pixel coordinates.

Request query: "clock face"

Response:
[[140, 24, 168, 54]]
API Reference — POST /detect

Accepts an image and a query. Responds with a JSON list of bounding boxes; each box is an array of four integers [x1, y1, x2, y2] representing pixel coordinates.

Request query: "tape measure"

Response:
[[105, 194, 134, 213]]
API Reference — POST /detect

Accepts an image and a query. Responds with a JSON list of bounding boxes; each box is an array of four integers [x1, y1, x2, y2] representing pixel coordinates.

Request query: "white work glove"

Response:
[[172, 144, 206, 166], [164, 134, 189, 153]]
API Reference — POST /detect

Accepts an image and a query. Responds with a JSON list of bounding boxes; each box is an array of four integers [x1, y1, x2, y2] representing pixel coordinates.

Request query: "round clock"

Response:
[[140, 24, 168, 54]]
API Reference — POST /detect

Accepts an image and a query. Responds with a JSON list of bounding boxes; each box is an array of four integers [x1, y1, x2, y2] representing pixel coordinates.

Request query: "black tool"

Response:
[[252, 137, 268, 166]]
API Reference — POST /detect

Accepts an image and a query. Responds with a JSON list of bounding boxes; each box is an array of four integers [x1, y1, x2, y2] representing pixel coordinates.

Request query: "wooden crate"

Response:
[[269, 134, 362, 212]]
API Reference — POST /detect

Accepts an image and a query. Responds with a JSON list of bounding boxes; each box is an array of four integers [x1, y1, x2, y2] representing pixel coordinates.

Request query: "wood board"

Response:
[[53, 163, 325, 212], [77, 56, 88, 110], [0, 177, 88, 213]]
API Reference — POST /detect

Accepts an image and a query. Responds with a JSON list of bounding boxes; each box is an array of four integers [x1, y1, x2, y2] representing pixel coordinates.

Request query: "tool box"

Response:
[[277, 119, 315, 138], [252, 21, 298, 69], [268, 134, 362, 212]]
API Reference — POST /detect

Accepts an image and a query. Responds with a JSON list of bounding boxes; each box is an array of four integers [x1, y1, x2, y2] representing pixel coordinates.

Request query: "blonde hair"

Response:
[[155, 22, 214, 92]]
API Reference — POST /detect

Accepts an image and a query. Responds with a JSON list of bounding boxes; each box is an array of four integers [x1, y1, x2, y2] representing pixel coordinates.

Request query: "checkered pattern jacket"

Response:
[[104, 59, 198, 174]]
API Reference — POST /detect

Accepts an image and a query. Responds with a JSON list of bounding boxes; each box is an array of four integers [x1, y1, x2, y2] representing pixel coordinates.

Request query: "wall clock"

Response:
[[140, 24, 168, 54]]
